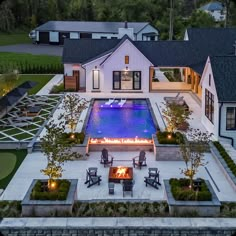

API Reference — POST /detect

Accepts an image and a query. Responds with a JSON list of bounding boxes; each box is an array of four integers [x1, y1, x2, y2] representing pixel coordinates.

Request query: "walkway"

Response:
[[221, 142, 236, 164], [36, 74, 63, 95]]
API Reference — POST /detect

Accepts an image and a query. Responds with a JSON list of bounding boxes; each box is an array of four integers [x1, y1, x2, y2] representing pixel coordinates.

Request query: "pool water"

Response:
[[86, 99, 156, 139]]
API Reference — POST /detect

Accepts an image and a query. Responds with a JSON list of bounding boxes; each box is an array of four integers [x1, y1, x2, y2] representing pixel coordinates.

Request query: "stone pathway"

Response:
[[36, 74, 63, 95]]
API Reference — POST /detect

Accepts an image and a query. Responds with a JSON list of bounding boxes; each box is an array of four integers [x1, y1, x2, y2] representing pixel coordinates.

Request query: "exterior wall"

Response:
[[204, 10, 226, 21], [184, 30, 189, 40], [70, 32, 80, 39], [101, 39, 153, 92], [118, 28, 134, 40], [220, 103, 236, 148], [36, 31, 39, 41], [92, 33, 118, 39], [201, 59, 219, 139], [64, 64, 86, 88], [136, 24, 159, 41]]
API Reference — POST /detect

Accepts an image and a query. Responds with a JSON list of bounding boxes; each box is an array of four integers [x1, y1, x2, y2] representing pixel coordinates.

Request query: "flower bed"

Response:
[[213, 141, 236, 176], [157, 131, 184, 145], [30, 179, 70, 201], [61, 132, 85, 144], [169, 178, 212, 201]]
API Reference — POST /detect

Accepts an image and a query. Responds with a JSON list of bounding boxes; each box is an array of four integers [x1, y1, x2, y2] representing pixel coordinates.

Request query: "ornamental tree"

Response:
[[40, 121, 76, 190], [59, 94, 89, 133], [180, 129, 212, 189], [0, 71, 19, 96], [162, 102, 192, 133]]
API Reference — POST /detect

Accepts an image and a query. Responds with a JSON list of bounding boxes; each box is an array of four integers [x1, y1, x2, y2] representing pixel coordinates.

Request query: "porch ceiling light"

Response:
[[125, 66, 128, 71]]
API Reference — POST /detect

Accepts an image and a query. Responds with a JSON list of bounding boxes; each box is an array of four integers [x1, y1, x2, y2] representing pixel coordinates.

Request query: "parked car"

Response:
[[29, 30, 36, 43]]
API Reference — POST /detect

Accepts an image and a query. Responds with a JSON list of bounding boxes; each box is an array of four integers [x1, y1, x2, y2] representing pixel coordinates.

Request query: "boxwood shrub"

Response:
[[213, 141, 236, 176], [61, 132, 85, 144], [169, 178, 212, 201], [30, 179, 70, 200], [157, 131, 184, 144]]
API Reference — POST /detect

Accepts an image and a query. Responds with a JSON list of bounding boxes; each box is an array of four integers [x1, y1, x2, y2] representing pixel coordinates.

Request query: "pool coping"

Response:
[[82, 98, 159, 137]]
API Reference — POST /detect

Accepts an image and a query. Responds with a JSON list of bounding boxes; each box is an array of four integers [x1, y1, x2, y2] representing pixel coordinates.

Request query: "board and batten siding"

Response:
[[201, 58, 219, 139]]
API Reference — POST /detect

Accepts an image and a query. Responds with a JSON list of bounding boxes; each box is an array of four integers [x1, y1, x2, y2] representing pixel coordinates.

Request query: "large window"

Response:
[[226, 107, 236, 130], [205, 89, 214, 123], [113, 71, 141, 90], [92, 70, 100, 89]]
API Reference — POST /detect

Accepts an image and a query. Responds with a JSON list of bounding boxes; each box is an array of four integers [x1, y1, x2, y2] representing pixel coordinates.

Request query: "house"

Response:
[[201, 56, 236, 147], [34, 21, 159, 45], [199, 1, 225, 22]]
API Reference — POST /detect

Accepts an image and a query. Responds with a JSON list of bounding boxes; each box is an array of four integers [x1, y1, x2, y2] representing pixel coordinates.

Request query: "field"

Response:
[[0, 32, 31, 46]]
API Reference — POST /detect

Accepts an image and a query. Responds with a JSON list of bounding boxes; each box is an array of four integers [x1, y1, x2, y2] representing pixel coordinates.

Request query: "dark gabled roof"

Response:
[[35, 21, 150, 34], [63, 28, 236, 75], [210, 56, 236, 102], [199, 1, 223, 11]]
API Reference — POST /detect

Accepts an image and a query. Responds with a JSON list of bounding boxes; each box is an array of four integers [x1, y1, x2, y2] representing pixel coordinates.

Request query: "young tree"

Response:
[[180, 129, 212, 189], [59, 94, 89, 133], [0, 70, 19, 96], [162, 102, 192, 133], [40, 122, 76, 190]]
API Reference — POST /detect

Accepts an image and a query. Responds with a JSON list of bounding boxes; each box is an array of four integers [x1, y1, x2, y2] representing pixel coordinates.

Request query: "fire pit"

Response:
[[109, 166, 133, 183]]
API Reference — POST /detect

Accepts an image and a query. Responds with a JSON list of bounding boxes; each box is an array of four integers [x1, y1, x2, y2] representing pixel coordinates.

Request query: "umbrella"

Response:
[[18, 81, 38, 89]]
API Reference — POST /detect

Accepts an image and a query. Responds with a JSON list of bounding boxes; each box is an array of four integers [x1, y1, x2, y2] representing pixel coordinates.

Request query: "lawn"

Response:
[[0, 149, 27, 189], [0, 32, 31, 46], [16, 75, 54, 94]]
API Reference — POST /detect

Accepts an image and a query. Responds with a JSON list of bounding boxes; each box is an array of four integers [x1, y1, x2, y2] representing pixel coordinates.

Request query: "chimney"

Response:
[[124, 21, 128, 28]]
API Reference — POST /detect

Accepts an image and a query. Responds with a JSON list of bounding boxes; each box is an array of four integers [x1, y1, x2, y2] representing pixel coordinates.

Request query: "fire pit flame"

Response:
[[116, 166, 128, 178], [90, 137, 153, 144]]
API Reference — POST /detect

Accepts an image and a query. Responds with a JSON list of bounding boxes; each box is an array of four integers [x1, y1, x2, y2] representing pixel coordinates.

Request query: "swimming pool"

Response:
[[86, 99, 157, 139]]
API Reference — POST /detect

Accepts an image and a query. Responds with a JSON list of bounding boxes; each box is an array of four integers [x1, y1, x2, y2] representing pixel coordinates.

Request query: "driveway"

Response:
[[0, 44, 63, 56]]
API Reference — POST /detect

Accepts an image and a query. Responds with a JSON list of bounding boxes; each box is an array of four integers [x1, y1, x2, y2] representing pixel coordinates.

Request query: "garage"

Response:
[[59, 32, 70, 45], [38, 32, 49, 44]]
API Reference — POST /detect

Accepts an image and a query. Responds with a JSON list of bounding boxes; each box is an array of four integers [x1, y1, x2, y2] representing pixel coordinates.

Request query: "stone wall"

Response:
[[0, 218, 236, 236]]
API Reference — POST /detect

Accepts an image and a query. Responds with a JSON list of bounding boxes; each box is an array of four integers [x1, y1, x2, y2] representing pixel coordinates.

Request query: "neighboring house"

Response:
[[199, 1, 225, 22], [34, 21, 159, 45], [200, 56, 236, 147]]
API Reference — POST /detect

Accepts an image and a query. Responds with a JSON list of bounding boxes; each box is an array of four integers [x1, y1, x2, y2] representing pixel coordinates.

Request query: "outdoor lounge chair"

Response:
[[84, 169, 102, 188], [118, 98, 126, 107], [105, 98, 115, 105], [144, 168, 161, 189], [122, 180, 134, 197], [164, 92, 180, 101], [100, 148, 114, 167], [132, 151, 147, 169]]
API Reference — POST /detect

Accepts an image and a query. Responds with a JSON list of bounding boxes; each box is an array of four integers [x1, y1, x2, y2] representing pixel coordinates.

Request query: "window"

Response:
[[125, 56, 129, 64], [113, 71, 121, 90], [133, 71, 141, 90], [226, 107, 236, 130], [101, 36, 107, 39], [205, 89, 214, 123], [209, 74, 211, 86], [92, 70, 100, 89]]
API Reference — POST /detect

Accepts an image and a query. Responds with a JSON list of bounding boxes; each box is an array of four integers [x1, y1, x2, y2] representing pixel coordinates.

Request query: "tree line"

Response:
[[0, 0, 235, 39]]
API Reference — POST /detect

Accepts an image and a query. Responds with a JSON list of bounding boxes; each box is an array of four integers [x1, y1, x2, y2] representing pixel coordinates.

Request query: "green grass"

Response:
[[16, 75, 54, 94], [0, 32, 31, 46], [0, 149, 27, 189], [0, 153, 17, 179]]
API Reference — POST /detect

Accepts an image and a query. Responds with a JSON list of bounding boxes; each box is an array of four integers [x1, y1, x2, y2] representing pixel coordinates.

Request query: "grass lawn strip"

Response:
[[0, 149, 27, 189], [0, 153, 17, 179], [0, 32, 31, 46]]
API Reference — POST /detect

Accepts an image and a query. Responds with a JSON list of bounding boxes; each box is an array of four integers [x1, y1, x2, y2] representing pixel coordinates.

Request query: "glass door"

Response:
[[133, 71, 141, 90], [113, 71, 121, 90]]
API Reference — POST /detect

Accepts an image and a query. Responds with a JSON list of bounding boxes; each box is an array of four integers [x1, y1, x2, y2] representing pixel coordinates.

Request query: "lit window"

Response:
[[125, 56, 129, 64], [205, 89, 214, 123]]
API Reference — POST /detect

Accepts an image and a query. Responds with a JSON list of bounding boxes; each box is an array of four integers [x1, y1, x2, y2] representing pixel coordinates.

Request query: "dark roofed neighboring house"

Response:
[[33, 21, 159, 45], [199, 1, 225, 22]]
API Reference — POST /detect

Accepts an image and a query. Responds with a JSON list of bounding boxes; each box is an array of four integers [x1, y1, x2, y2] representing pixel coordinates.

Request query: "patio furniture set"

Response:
[[84, 148, 161, 197], [164, 92, 189, 110]]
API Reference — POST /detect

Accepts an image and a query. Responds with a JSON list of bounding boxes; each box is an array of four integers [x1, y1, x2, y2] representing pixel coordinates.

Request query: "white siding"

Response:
[[92, 33, 118, 39], [64, 64, 86, 87], [36, 31, 39, 41], [136, 24, 159, 41], [201, 58, 219, 139], [49, 32, 59, 42], [204, 10, 225, 21]]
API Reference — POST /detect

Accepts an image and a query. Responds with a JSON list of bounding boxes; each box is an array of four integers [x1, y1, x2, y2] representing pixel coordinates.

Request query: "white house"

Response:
[[34, 21, 159, 45], [199, 1, 225, 22], [201, 56, 236, 147]]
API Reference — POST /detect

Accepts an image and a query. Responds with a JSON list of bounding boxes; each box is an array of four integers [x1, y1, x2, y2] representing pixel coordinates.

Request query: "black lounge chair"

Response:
[[132, 151, 147, 169], [144, 168, 161, 189], [84, 169, 102, 188], [122, 180, 134, 197], [100, 148, 114, 167]]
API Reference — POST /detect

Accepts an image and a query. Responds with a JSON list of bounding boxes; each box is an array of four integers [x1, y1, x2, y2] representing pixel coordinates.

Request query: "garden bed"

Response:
[[164, 179, 221, 216], [21, 179, 77, 217]]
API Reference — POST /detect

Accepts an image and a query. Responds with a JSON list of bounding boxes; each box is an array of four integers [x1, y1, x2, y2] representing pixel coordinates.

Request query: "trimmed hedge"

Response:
[[30, 179, 70, 201], [213, 141, 236, 176], [169, 178, 212, 201], [157, 131, 184, 144]]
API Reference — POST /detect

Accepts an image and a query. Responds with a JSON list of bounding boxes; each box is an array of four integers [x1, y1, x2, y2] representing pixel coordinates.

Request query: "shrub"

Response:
[[30, 179, 70, 200], [50, 83, 64, 94], [61, 132, 85, 144], [169, 178, 212, 201], [213, 141, 236, 177], [157, 131, 184, 144]]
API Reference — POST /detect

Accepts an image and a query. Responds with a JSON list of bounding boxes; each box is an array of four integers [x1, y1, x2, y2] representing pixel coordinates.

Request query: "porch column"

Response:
[[191, 69, 194, 90], [149, 67, 154, 91], [194, 73, 199, 93]]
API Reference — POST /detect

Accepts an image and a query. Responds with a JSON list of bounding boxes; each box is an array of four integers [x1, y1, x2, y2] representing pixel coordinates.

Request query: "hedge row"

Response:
[[213, 141, 236, 176], [0, 62, 63, 74]]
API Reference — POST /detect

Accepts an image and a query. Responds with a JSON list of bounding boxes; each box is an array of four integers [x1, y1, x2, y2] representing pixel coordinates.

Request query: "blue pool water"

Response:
[[86, 99, 156, 138]]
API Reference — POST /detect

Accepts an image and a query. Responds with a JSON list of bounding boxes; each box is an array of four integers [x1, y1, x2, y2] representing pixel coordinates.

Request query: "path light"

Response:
[[167, 134, 172, 139], [70, 134, 75, 139]]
